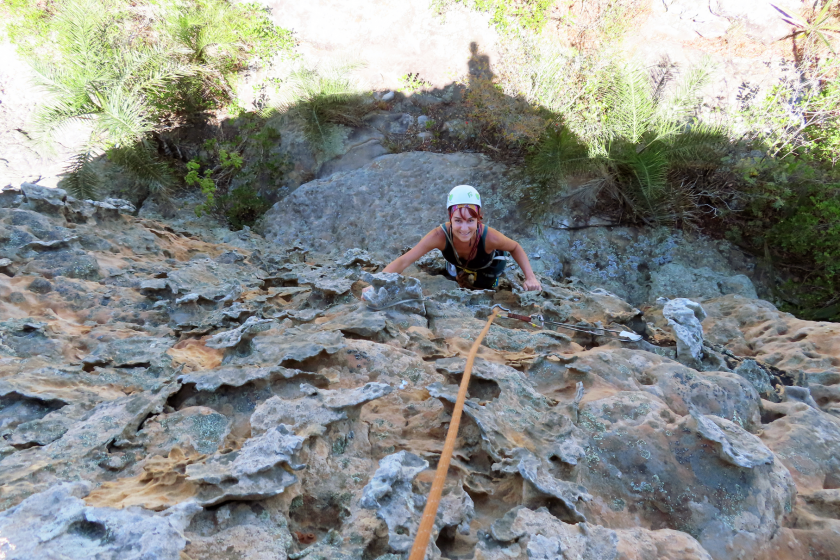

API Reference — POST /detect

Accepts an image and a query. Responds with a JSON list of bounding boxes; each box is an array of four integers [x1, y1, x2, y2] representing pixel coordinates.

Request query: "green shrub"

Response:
[[526, 60, 727, 226], [7, 0, 293, 201], [218, 185, 271, 230], [187, 114, 287, 229]]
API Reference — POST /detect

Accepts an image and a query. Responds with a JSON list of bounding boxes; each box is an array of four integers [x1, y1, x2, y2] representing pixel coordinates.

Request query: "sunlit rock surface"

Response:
[[0, 184, 839, 560]]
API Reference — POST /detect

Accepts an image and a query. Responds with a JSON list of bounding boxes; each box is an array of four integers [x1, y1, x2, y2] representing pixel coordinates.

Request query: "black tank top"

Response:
[[440, 224, 505, 275]]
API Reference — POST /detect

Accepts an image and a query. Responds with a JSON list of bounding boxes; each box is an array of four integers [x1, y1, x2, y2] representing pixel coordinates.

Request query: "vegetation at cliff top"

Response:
[[3, 0, 293, 206]]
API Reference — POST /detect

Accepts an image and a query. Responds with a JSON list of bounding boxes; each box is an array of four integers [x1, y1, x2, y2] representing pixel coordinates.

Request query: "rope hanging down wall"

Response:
[[408, 306, 501, 560]]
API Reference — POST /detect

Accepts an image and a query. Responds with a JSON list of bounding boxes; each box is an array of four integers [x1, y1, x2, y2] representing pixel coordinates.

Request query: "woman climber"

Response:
[[374, 185, 542, 292]]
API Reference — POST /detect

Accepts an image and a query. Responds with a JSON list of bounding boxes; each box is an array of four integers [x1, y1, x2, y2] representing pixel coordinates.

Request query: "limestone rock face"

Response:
[[261, 152, 757, 305], [0, 482, 200, 560], [1, 184, 839, 560], [663, 298, 707, 368], [262, 152, 507, 257]]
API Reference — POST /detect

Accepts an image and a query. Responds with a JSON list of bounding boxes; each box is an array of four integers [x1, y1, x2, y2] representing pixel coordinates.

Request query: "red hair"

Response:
[[448, 204, 483, 262]]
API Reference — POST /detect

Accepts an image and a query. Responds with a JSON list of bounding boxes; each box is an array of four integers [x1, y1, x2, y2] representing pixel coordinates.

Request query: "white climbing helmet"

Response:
[[447, 185, 481, 208]]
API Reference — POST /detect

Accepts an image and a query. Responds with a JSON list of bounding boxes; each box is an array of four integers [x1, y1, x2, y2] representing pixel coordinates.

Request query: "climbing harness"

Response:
[[408, 304, 502, 560], [492, 304, 643, 342]]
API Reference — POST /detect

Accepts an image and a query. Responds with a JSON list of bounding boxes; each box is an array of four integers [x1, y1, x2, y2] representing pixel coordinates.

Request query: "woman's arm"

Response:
[[486, 228, 542, 291], [381, 228, 446, 274]]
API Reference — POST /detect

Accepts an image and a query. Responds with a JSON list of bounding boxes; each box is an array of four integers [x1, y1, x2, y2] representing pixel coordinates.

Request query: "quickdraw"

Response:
[[492, 304, 643, 342]]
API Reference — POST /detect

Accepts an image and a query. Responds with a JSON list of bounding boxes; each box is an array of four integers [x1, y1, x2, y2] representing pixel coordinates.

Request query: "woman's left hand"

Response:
[[523, 277, 542, 291]]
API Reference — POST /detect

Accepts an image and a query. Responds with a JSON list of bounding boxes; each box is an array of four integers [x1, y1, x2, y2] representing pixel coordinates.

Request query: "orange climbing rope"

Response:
[[408, 306, 500, 560]]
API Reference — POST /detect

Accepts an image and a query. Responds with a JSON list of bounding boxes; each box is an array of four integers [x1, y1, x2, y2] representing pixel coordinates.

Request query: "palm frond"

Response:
[[528, 124, 595, 181], [662, 121, 728, 163], [62, 150, 101, 200], [604, 63, 656, 144], [620, 146, 670, 224], [108, 139, 175, 195], [94, 89, 156, 146]]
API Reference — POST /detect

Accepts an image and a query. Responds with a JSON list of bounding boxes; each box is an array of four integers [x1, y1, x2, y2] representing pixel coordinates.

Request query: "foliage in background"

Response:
[[737, 58, 840, 161], [527, 60, 727, 227], [431, 0, 554, 33], [187, 115, 285, 229], [5, 0, 293, 202], [722, 3, 840, 319], [272, 63, 366, 159], [397, 72, 432, 94]]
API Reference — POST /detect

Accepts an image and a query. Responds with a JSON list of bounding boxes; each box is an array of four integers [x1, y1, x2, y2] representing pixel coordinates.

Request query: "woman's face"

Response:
[[451, 210, 478, 242]]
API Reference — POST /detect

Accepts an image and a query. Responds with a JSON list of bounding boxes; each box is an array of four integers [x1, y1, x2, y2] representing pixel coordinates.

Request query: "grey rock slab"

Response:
[[205, 317, 274, 349], [135, 406, 231, 456], [3, 403, 92, 448], [312, 276, 355, 297], [315, 128, 389, 179], [415, 248, 446, 275], [319, 307, 393, 340], [360, 450, 428, 510], [636, 362, 762, 432], [335, 248, 382, 268], [360, 450, 474, 555], [20, 182, 66, 215], [233, 328, 346, 366], [663, 298, 706, 368], [479, 506, 713, 560], [82, 336, 175, 368], [0, 388, 176, 506], [361, 271, 425, 314], [152, 260, 262, 300], [429, 358, 579, 462], [691, 411, 774, 468], [364, 112, 414, 134], [262, 151, 507, 258], [273, 308, 322, 322], [651, 263, 757, 300], [186, 424, 305, 506], [249, 382, 392, 438], [0, 482, 200, 560], [759, 400, 840, 491], [575, 391, 795, 560], [492, 448, 591, 522], [22, 249, 102, 280], [178, 365, 307, 392], [784, 385, 820, 410], [732, 358, 777, 401]]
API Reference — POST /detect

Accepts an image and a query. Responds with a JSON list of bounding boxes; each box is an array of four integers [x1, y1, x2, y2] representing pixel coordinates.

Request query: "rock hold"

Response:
[[0, 482, 200, 560], [250, 381, 392, 438], [361, 271, 425, 314], [663, 298, 706, 368], [492, 448, 591, 522], [335, 247, 382, 268], [360, 450, 474, 555], [186, 424, 305, 506], [205, 316, 274, 349], [691, 411, 774, 468]]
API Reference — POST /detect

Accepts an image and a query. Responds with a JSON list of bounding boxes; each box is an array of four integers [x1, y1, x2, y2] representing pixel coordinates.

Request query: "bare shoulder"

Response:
[[484, 226, 517, 251], [420, 226, 447, 251]]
